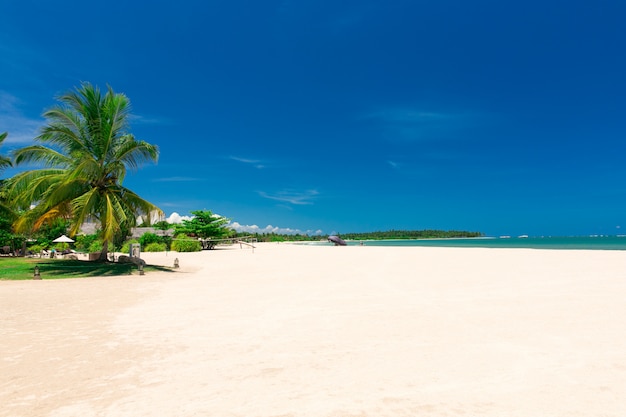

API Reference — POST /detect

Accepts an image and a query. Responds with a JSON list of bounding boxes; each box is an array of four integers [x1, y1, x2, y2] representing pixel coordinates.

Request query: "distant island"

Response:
[[234, 229, 484, 243], [337, 230, 483, 240]]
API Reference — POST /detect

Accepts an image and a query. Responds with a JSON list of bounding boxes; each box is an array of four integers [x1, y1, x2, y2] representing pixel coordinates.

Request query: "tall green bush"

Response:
[[139, 232, 161, 247], [88, 240, 104, 253], [76, 234, 100, 252], [171, 233, 201, 252], [144, 242, 167, 252]]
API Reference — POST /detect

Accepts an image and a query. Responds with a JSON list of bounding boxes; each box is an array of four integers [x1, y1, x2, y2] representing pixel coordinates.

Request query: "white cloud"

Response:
[[229, 155, 265, 169], [163, 213, 323, 235], [258, 189, 319, 205], [229, 221, 323, 236], [129, 114, 173, 125], [0, 91, 44, 144], [166, 212, 193, 224], [228, 222, 261, 233]]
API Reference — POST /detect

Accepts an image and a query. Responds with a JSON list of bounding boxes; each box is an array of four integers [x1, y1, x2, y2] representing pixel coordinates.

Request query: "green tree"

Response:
[[0, 133, 17, 251], [153, 220, 172, 231], [7, 83, 161, 261], [0, 215, 13, 247], [174, 210, 232, 249], [0, 179, 16, 222]]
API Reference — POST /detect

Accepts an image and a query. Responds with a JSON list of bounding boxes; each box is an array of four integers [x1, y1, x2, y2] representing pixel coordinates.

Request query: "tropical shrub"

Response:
[[28, 244, 45, 253], [161, 235, 172, 251], [144, 242, 167, 252], [139, 232, 161, 247], [0, 215, 14, 247], [171, 233, 201, 252], [75, 234, 100, 252], [120, 239, 139, 254], [88, 240, 104, 253]]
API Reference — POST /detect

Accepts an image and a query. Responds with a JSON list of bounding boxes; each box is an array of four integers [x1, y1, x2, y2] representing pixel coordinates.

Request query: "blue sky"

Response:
[[1, 0, 625, 237]]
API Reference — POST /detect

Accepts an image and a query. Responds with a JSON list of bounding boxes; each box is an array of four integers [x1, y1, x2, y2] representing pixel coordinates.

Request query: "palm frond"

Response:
[[37, 109, 88, 153], [69, 188, 100, 236], [32, 204, 71, 231], [4, 169, 66, 209], [12, 145, 72, 167], [0, 200, 17, 220], [115, 137, 159, 171], [0, 132, 13, 172], [66, 157, 100, 182], [45, 177, 90, 210], [117, 186, 163, 221], [101, 193, 124, 243]]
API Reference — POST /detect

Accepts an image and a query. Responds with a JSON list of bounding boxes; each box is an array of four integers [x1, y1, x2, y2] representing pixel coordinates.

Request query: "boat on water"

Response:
[[328, 235, 347, 246], [518, 235, 529, 238]]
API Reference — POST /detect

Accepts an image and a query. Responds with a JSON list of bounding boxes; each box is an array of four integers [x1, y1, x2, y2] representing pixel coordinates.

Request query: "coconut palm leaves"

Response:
[[0, 132, 12, 173], [7, 84, 161, 256], [0, 132, 15, 218]]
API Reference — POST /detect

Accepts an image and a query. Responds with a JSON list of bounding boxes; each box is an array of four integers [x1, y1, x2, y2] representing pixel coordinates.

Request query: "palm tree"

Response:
[[0, 132, 12, 173], [7, 83, 162, 260], [0, 132, 15, 218]]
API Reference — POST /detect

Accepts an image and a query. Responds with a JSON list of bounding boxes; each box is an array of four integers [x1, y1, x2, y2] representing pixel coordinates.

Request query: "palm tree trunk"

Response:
[[98, 240, 109, 262]]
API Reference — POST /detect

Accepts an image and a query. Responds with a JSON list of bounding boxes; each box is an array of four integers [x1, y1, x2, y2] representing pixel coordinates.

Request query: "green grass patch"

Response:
[[0, 257, 173, 280]]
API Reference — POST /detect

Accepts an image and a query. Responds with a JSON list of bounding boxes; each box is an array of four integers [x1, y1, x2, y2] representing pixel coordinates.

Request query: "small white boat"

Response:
[[518, 235, 529, 239]]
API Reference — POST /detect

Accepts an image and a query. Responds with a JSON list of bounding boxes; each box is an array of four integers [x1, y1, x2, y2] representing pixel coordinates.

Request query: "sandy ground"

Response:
[[1, 243, 626, 416]]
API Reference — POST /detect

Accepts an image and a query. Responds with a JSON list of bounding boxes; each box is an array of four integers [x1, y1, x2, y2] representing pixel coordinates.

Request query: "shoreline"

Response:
[[2, 244, 626, 416]]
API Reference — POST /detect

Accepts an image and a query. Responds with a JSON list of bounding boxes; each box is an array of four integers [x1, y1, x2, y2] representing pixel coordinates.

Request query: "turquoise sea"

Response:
[[321, 236, 626, 250]]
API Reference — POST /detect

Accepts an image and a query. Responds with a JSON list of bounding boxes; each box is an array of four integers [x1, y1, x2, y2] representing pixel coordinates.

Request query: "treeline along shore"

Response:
[[339, 230, 484, 240], [233, 229, 484, 243]]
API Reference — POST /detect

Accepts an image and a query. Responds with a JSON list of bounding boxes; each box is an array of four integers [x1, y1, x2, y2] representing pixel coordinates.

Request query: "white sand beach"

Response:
[[2, 243, 626, 416]]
